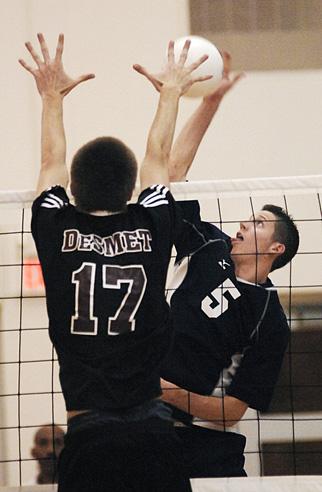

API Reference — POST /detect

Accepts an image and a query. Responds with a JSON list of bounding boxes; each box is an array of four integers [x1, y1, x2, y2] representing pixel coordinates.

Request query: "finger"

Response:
[[74, 73, 96, 86], [79, 73, 96, 82], [192, 74, 213, 84], [25, 41, 42, 67], [221, 51, 231, 78], [37, 33, 50, 64], [133, 63, 150, 77], [55, 33, 64, 62], [133, 64, 155, 82], [178, 39, 191, 66], [167, 40, 175, 64], [215, 72, 245, 97], [133, 64, 161, 91], [188, 54, 208, 72], [230, 71, 245, 88], [18, 58, 37, 75], [60, 73, 95, 95], [67, 74, 96, 90]]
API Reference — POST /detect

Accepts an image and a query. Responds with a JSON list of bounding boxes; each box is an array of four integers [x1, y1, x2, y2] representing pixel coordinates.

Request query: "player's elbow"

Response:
[[168, 164, 187, 182], [221, 416, 242, 428], [168, 155, 189, 182], [222, 397, 248, 425]]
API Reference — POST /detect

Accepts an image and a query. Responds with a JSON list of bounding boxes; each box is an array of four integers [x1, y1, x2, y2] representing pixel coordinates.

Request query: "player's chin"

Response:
[[230, 242, 241, 254]]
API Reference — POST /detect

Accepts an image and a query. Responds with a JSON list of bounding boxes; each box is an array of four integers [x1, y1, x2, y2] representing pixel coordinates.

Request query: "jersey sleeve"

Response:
[[226, 316, 290, 412], [174, 200, 231, 262], [31, 186, 70, 261], [137, 185, 181, 244]]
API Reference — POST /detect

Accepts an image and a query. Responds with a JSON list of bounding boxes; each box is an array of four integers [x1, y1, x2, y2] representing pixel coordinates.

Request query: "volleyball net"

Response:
[[0, 175, 321, 487]]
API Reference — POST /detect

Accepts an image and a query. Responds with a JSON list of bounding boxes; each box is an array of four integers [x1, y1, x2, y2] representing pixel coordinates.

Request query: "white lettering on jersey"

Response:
[[201, 278, 241, 319], [71, 263, 147, 336], [218, 259, 231, 270], [62, 228, 152, 257]]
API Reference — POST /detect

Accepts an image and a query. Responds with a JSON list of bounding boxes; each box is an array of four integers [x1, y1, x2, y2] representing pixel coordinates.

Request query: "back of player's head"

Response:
[[262, 204, 299, 271], [71, 137, 137, 212]]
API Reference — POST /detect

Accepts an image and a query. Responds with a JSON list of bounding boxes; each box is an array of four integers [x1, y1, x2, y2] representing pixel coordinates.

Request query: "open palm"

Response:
[[203, 51, 244, 102], [19, 33, 95, 97]]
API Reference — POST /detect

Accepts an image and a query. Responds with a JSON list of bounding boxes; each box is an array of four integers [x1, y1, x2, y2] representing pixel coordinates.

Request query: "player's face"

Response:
[[230, 210, 279, 261]]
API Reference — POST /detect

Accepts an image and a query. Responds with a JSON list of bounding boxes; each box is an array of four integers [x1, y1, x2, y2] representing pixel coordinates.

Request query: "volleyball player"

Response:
[[19, 33, 211, 491], [160, 53, 300, 477]]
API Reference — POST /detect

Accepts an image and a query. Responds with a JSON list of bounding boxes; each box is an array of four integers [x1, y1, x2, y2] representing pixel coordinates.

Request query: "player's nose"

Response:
[[240, 221, 246, 231]]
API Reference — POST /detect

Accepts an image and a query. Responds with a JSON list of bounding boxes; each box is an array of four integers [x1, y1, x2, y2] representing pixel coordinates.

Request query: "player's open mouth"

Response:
[[232, 232, 244, 242]]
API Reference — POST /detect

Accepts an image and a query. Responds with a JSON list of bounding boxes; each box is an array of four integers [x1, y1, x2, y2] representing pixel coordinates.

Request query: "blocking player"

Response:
[[19, 33, 211, 491], [160, 53, 299, 477]]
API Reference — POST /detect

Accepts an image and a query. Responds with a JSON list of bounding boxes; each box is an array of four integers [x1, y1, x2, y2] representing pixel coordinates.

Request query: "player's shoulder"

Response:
[[262, 279, 290, 333], [177, 200, 230, 243], [135, 184, 180, 236], [31, 186, 72, 241], [202, 221, 230, 243], [137, 184, 173, 208], [32, 185, 70, 212]]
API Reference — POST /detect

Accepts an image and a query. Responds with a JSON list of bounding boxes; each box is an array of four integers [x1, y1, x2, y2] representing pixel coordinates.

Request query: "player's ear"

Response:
[[127, 188, 133, 201], [270, 241, 285, 256], [70, 181, 75, 197]]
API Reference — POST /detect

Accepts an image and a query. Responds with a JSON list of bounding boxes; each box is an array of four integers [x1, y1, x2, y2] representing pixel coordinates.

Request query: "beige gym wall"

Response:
[[1, 0, 321, 192]]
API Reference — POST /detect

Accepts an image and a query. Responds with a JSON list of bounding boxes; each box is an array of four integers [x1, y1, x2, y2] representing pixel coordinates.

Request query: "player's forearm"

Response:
[[144, 87, 180, 168], [41, 94, 67, 175], [189, 393, 248, 427], [169, 96, 222, 181], [161, 383, 247, 427]]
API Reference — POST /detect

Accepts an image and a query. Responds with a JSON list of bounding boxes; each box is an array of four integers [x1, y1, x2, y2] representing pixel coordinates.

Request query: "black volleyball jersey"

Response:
[[162, 201, 290, 412], [31, 185, 179, 411]]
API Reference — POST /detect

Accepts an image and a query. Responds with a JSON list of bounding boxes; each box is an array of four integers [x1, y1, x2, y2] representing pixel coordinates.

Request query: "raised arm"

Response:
[[19, 33, 95, 196], [134, 40, 212, 191], [169, 52, 244, 182]]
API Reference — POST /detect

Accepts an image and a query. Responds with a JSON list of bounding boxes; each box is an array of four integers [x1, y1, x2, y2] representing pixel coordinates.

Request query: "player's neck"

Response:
[[233, 259, 270, 285], [89, 209, 124, 216]]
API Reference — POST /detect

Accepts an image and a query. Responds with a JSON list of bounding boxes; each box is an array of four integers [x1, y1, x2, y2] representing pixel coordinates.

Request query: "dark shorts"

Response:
[[175, 425, 247, 478], [58, 403, 192, 492]]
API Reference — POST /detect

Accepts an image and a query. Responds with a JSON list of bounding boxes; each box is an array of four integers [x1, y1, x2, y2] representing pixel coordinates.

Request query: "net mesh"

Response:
[[0, 175, 321, 486]]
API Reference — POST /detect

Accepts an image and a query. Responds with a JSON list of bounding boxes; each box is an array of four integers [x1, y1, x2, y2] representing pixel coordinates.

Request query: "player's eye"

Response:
[[254, 220, 263, 226]]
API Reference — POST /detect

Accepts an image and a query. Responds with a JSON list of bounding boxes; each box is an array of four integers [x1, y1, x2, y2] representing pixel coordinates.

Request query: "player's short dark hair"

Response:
[[262, 204, 299, 271], [70, 137, 137, 213]]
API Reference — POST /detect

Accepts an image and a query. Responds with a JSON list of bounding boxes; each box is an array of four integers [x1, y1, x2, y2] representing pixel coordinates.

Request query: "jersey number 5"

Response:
[[71, 262, 147, 336], [201, 278, 241, 319]]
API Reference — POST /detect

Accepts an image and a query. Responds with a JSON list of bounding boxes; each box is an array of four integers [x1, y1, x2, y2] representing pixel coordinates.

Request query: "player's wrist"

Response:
[[160, 84, 181, 98], [202, 93, 222, 107], [41, 92, 64, 104]]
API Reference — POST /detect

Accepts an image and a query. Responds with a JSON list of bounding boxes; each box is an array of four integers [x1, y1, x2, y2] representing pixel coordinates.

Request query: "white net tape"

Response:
[[0, 174, 321, 206]]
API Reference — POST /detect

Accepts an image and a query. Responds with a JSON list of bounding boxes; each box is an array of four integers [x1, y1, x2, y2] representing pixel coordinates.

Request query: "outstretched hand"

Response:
[[133, 40, 212, 97], [19, 33, 95, 98], [203, 51, 245, 102]]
